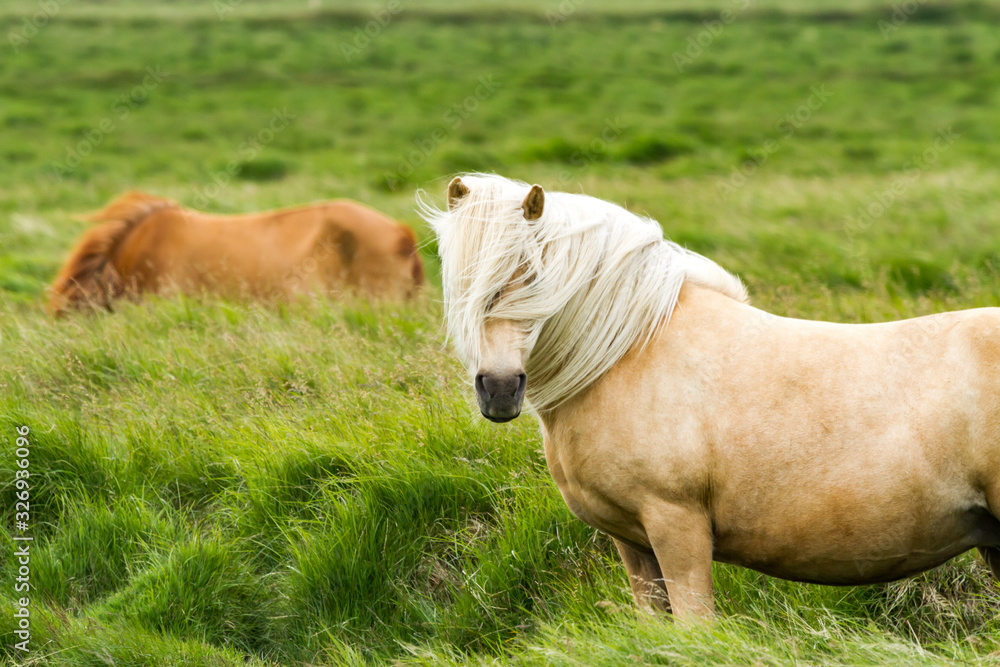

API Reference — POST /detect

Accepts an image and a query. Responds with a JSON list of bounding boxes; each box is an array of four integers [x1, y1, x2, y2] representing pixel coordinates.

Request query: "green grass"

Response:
[[4, 1, 1000, 664]]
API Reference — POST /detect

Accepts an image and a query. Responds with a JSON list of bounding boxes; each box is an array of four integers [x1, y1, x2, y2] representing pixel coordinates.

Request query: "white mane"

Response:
[[423, 174, 748, 413]]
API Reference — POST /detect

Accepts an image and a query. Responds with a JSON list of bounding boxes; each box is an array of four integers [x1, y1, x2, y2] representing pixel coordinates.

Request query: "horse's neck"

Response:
[[670, 280, 751, 327], [537, 281, 750, 426]]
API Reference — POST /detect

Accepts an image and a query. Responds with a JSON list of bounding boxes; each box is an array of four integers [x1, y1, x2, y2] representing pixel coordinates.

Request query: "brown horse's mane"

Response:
[[47, 191, 179, 316]]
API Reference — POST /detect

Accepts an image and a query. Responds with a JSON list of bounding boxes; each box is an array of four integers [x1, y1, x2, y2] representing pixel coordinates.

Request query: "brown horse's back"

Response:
[[48, 195, 423, 315]]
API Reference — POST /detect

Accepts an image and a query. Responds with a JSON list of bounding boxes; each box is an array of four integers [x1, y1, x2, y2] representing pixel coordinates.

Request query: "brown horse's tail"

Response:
[[398, 225, 425, 291], [47, 191, 178, 316]]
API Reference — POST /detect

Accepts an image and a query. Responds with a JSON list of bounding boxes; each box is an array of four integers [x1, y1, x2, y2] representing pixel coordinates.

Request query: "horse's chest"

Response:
[[541, 429, 657, 546]]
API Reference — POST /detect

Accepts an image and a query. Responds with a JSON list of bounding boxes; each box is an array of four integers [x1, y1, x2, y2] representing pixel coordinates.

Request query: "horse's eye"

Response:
[[487, 291, 501, 311]]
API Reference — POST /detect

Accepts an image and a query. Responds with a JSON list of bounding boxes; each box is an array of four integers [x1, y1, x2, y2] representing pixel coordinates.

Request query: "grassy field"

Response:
[[3, 1, 1000, 664]]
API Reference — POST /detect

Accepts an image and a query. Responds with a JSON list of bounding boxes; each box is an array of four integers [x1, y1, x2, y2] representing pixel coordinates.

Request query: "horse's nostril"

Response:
[[477, 372, 524, 400]]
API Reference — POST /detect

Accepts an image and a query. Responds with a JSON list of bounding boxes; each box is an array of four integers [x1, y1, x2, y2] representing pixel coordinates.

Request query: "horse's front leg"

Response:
[[978, 547, 1000, 579], [643, 504, 716, 622], [613, 538, 670, 613]]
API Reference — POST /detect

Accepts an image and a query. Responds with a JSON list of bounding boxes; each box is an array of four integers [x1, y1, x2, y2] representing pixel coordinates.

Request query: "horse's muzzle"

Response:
[[475, 372, 527, 422]]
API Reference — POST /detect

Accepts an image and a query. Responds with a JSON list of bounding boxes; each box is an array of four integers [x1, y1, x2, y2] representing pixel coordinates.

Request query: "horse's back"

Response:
[[111, 199, 422, 300]]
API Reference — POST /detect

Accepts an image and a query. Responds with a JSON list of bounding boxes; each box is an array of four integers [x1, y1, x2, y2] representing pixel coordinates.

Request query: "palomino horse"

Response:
[[49, 192, 424, 315], [428, 173, 1000, 622]]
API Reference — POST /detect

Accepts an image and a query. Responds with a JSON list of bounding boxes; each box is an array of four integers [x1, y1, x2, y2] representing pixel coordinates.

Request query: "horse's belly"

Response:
[[712, 505, 1000, 584]]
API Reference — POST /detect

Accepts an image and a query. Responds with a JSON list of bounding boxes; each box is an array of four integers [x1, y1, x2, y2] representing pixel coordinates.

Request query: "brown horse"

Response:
[[49, 192, 424, 315], [431, 174, 1000, 623]]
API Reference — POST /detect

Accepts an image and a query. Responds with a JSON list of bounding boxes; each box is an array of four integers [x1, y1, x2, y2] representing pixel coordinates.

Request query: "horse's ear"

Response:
[[448, 177, 469, 210], [521, 185, 544, 221]]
